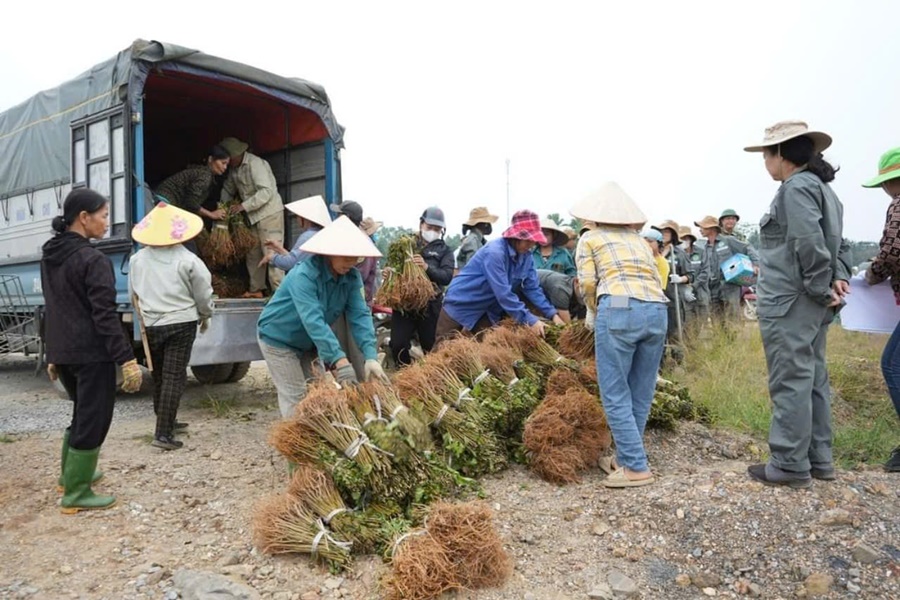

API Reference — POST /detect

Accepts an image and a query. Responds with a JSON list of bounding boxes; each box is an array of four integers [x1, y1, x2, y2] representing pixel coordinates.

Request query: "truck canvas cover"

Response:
[[0, 39, 345, 197]]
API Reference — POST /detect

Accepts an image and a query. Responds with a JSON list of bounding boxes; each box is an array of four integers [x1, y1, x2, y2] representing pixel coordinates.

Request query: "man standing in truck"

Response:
[[220, 137, 285, 297]]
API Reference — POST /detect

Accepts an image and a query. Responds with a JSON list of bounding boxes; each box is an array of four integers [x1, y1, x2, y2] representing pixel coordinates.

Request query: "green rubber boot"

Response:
[[61, 447, 116, 514], [57, 430, 103, 492]]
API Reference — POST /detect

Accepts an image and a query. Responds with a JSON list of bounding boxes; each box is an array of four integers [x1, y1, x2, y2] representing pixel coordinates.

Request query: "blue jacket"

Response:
[[257, 254, 376, 364], [270, 226, 320, 272], [443, 238, 557, 328]]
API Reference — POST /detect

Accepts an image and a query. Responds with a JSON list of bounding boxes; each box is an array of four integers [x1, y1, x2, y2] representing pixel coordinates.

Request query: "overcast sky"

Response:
[[2, 1, 895, 241]]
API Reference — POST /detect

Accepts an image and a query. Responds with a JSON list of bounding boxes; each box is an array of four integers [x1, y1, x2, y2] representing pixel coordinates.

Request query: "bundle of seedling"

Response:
[[382, 501, 512, 600], [375, 235, 436, 313], [523, 368, 612, 484], [198, 201, 258, 269]]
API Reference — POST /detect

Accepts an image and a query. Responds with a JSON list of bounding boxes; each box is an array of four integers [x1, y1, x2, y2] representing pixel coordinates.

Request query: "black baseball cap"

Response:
[[329, 201, 364, 226]]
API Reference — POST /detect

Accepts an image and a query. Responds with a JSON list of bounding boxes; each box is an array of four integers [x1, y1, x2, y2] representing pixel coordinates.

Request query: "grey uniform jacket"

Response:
[[456, 230, 485, 271], [756, 169, 851, 319], [695, 235, 758, 291]]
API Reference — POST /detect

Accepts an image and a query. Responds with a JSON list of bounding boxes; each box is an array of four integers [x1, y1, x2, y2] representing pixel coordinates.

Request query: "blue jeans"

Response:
[[594, 296, 667, 472], [882, 319, 900, 420]]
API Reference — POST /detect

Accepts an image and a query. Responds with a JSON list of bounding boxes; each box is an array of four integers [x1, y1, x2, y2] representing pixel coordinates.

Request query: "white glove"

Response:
[[683, 288, 697, 303], [364, 359, 390, 383], [584, 309, 596, 330], [669, 274, 685, 285]]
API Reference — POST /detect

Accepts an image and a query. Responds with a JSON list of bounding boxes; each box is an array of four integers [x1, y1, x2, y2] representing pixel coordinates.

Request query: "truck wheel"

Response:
[[225, 361, 252, 383], [191, 363, 236, 384]]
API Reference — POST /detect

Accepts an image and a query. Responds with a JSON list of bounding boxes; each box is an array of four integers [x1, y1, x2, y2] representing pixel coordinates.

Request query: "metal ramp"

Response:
[[0, 275, 42, 358]]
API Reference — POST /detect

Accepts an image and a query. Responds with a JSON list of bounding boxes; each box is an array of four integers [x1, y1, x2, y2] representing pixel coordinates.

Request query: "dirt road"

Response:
[[0, 355, 897, 600]]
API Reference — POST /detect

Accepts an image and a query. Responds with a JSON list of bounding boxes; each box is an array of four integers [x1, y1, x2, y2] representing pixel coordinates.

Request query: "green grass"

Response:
[[0, 434, 15, 443], [202, 391, 237, 418], [672, 324, 896, 468]]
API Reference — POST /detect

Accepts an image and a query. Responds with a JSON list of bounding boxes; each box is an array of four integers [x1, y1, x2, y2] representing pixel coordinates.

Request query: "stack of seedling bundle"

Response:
[[375, 235, 436, 313], [198, 201, 258, 274], [255, 319, 703, 598]]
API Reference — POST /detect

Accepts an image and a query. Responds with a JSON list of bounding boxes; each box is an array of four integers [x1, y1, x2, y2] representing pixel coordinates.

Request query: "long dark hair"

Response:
[[51, 189, 107, 234], [775, 136, 839, 183]]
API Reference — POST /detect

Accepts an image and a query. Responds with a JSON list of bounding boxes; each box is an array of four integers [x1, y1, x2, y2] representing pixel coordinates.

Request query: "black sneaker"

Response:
[[174, 421, 189, 431], [810, 465, 836, 481], [748, 463, 812, 489], [886, 447, 900, 473], [151, 436, 184, 451]]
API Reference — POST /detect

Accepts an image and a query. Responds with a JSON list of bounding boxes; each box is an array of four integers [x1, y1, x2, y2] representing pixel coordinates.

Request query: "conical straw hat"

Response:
[[539, 218, 569, 247], [132, 202, 203, 247], [285, 195, 332, 227], [569, 182, 647, 226], [299, 215, 383, 258]]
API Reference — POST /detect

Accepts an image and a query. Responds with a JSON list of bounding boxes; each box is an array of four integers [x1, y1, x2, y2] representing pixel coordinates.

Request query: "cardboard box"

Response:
[[720, 253, 756, 286]]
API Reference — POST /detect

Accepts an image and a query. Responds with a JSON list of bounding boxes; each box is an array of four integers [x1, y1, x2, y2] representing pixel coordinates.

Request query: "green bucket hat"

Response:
[[219, 137, 249, 158], [719, 208, 740, 223], [862, 147, 900, 188]]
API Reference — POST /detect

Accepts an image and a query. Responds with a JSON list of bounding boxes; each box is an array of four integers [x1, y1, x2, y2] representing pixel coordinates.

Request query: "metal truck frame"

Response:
[[0, 39, 345, 383]]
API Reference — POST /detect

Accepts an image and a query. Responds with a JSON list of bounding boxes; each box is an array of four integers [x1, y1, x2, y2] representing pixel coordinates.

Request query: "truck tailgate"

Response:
[[189, 298, 265, 366]]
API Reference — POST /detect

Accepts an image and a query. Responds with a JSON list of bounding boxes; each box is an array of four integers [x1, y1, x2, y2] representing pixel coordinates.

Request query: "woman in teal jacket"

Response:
[[257, 216, 389, 418], [533, 219, 576, 276]]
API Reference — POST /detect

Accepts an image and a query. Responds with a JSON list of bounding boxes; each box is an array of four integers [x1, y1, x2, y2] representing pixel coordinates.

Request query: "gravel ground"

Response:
[[0, 355, 898, 600]]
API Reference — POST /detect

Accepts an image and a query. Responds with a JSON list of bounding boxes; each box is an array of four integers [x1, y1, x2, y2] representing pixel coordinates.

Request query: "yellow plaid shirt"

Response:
[[576, 226, 668, 310]]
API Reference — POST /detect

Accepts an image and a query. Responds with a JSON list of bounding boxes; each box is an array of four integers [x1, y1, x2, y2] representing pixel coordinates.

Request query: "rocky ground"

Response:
[[0, 354, 897, 600]]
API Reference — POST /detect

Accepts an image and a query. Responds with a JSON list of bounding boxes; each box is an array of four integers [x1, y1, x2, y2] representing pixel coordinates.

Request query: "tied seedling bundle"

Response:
[[205, 222, 235, 269], [523, 370, 612, 484], [251, 493, 353, 569], [343, 384, 473, 507], [375, 235, 435, 313], [382, 501, 511, 600], [222, 202, 258, 258], [556, 321, 596, 361], [649, 376, 712, 430], [393, 363, 506, 477]]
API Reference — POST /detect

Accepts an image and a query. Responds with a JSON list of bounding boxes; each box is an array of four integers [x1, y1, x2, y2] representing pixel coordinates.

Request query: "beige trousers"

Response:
[[247, 211, 284, 293]]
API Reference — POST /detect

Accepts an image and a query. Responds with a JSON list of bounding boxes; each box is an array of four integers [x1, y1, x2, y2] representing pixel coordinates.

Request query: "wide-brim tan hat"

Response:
[[539, 219, 569, 247], [677, 225, 696, 241], [694, 215, 722, 231], [360, 216, 383, 237], [569, 182, 647, 227], [465, 206, 499, 226], [285, 195, 332, 228], [651, 219, 680, 245], [299, 215, 383, 258], [219, 136, 249, 158], [743, 120, 832, 154], [132, 202, 204, 247]]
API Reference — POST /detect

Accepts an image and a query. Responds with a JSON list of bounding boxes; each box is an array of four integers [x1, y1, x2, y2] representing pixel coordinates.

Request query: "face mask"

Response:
[[421, 230, 440, 243]]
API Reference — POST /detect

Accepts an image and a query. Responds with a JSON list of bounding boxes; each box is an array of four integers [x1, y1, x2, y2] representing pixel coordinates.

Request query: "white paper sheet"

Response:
[[840, 274, 900, 334]]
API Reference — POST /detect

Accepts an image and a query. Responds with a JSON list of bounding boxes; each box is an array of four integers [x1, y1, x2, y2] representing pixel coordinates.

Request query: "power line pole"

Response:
[[505, 158, 510, 224]]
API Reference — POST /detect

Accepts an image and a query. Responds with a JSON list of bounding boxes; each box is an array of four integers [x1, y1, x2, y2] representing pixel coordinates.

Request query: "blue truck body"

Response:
[[0, 40, 345, 380]]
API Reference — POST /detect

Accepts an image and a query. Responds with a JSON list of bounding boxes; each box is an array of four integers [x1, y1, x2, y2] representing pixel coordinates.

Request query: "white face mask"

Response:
[[421, 229, 440, 243]]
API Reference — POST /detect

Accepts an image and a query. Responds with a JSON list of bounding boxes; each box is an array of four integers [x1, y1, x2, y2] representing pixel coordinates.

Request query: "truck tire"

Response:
[[225, 361, 252, 383], [191, 363, 236, 384]]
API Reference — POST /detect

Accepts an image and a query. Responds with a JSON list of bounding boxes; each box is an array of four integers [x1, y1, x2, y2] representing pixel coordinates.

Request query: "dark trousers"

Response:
[[390, 300, 441, 366], [57, 362, 117, 450], [881, 318, 900, 421], [146, 321, 197, 438], [434, 308, 494, 345]]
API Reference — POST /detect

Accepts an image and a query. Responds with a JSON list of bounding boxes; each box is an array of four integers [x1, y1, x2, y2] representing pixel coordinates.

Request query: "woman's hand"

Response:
[[208, 208, 226, 221], [264, 240, 287, 255]]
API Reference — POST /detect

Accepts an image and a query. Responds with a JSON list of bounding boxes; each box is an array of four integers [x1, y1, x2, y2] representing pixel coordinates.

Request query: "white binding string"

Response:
[[473, 369, 491, 385], [331, 422, 395, 458], [508, 377, 520, 388], [390, 404, 408, 419], [434, 404, 450, 425], [391, 529, 426, 557], [311, 518, 353, 554], [456, 387, 473, 406], [323, 507, 347, 524]]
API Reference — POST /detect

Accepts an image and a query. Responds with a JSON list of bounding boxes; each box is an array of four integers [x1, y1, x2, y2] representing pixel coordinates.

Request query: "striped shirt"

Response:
[[576, 225, 668, 309]]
